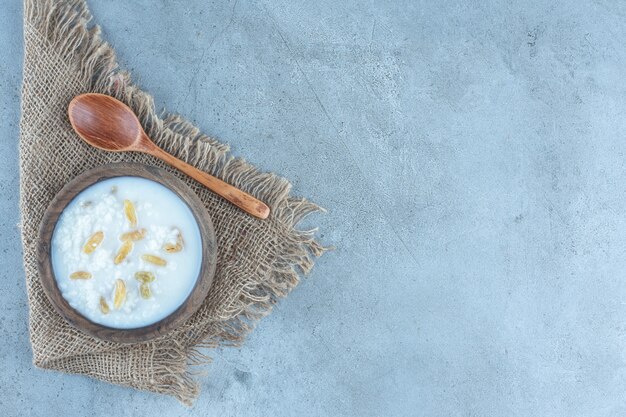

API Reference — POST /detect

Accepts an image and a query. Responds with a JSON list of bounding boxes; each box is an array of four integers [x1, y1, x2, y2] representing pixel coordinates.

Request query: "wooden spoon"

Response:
[[68, 93, 270, 219]]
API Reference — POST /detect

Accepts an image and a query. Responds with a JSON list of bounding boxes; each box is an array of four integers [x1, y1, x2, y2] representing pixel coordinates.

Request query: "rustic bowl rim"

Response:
[[37, 162, 217, 344]]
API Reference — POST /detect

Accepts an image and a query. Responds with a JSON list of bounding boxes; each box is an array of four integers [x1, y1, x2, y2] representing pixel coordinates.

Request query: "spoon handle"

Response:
[[145, 144, 270, 219]]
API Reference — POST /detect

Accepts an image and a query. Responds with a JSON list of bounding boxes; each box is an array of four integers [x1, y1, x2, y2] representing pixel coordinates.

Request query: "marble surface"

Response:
[[2, 0, 626, 415]]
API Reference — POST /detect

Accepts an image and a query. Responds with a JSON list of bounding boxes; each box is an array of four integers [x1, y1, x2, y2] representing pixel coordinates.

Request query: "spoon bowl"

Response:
[[69, 93, 141, 151], [68, 93, 270, 219]]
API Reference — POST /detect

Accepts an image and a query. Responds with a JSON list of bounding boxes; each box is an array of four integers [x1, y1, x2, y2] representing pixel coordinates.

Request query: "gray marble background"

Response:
[[2, 0, 626, 416]]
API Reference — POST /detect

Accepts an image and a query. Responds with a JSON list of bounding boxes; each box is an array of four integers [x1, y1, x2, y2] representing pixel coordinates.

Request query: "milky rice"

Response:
[[51, 177, 203, 329]]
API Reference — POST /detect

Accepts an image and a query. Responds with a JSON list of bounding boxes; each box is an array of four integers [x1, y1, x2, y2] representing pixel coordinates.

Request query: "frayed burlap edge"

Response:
[[20, 0, 328, 405]]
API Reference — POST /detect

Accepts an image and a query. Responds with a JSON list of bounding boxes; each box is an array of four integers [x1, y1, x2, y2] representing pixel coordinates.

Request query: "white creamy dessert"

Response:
[[51, 176, 203, 329]]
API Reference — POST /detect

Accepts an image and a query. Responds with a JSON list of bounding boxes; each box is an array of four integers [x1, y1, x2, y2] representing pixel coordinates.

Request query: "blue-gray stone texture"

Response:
[[1, 1, 626, 416]]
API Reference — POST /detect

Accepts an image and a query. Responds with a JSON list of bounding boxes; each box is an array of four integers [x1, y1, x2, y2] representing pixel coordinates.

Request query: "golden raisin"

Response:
[[120, 228, 146, 242], [163, 231, 184, 253], [134, 271, 155, 283], [99, 296, 110, 314], [141, 254, 167, 266], [82, 231, 104, 254], [139, 283, 152, 299], [114, 240, 133, 265], [124, 200, 137, 228], [163, 242, 182, 253], [113, 279, 126, 309], [70, 271, 92, 280]]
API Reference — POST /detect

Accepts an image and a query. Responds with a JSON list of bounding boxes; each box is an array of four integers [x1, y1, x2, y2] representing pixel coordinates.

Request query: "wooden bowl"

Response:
[[37, 163, 217, 344]]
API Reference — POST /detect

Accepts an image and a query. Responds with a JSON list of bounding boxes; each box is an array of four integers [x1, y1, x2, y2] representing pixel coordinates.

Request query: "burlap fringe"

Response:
[[24, 0, 328, 405]]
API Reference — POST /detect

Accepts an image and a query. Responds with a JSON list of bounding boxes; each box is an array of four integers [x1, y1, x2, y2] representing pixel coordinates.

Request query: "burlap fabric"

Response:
[[19, 0, 325, 404]]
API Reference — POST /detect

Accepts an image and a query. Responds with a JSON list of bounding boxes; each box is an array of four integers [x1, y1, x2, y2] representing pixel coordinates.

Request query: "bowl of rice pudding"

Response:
[[37, 163, 217, 343]]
